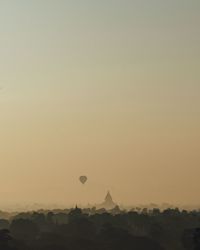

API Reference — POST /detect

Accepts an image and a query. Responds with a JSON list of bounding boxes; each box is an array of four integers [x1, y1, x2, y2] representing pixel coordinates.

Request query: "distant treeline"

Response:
[[0, 207, 200, 250]]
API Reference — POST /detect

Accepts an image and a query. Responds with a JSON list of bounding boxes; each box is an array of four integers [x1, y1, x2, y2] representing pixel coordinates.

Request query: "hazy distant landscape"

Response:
[[1, 204, 200, 250], [1, 192, 200, 249]]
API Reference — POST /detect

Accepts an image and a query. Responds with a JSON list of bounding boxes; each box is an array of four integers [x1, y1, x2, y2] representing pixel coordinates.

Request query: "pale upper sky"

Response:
[[0, 0, 200, 208]]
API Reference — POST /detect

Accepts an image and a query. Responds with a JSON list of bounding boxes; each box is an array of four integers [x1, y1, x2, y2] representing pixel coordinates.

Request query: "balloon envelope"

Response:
[[79, 176, 87, 184]]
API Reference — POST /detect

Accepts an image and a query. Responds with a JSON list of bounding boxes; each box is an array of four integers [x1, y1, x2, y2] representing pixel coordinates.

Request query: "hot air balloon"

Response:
[[79, 176, 87, 184]]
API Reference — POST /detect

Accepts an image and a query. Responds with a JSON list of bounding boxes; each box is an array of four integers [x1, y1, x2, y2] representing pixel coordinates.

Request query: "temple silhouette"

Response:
[[97, 191, 117, 210]]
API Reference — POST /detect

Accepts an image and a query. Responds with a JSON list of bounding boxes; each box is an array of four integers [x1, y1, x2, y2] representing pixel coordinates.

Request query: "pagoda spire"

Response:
[[105, 191, 113, 202]]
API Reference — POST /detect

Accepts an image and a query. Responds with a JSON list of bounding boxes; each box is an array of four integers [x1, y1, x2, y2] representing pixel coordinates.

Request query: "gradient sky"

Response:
[[0, 0, 200, 208]]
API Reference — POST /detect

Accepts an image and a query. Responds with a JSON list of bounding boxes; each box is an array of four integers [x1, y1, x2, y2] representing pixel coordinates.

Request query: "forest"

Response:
[[0, 206, 200, 250]]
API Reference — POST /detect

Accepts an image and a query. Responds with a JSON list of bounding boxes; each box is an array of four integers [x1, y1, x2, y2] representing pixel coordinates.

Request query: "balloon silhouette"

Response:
[[79, 176, 87, 184]]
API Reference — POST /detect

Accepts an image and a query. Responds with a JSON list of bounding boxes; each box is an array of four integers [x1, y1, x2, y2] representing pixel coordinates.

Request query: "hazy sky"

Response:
[[0, 0, 200, 208]]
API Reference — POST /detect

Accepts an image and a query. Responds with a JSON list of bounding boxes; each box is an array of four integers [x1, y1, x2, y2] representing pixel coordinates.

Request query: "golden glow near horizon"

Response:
[[0, 1, 200, 208]]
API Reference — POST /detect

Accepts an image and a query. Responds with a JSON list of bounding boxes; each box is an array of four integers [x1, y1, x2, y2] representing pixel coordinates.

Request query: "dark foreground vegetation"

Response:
[[0, 207, 200, 250]]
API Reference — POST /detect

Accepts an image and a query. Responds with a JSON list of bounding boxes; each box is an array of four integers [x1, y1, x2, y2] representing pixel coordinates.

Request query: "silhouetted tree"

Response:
[[10, 219, 39, 242], [194, 228, 200, 250], [0, 229, 19, 250], [0, 219, 9, 229]]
